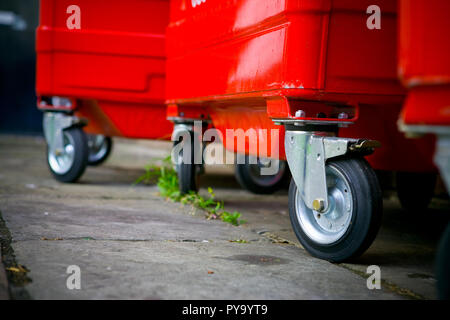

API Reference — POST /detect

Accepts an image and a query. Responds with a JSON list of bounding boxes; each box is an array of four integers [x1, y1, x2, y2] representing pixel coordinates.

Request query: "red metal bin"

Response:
[[166, 0, 435, 262], [398, 0, 450, 189], [397, 0, 450, 299], [36, 0, 172, 182]]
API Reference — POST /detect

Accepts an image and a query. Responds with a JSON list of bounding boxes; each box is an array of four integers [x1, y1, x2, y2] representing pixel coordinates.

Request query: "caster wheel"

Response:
[[87, 135, 113, 166], [47, 127, 89, 183], [396, 172, 437, 213], [175, 131, 201, 194], [235, 156, 289, 194], [288, 157, 382, 262], [437, 223, 450, 300]]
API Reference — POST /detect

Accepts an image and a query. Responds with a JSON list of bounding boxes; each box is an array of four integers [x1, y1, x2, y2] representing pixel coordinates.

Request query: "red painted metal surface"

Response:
[[36, 0, 173, 140], [166, 0, 434, 171], [398, 0, 450, 127]]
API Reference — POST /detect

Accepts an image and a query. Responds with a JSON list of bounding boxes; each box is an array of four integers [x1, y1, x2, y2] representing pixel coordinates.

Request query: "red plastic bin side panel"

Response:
[[36, 0, 169, 104], [76, 100, 173, 140], [208, 104, 286, 160], [324, 1, 403, 95], [168, 0, 288, 54], [166, 0, 328, 100], [398, 0, 450, 126], [398, 0, 450, 87], [166, 26, 289, 100], [166, 0, 403, 104]]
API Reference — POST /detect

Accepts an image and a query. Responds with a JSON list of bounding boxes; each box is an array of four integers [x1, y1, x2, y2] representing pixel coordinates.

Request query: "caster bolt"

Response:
[[338, 112, 348, 119], [295, 110, 306, 118], [313, 199, 325, 212]]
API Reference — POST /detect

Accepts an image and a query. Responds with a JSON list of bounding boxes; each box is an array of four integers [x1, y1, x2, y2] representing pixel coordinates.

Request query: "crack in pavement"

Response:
[[254, 229, 425, 300], [257, 231, 301, 247], [12, 237, 267, 244], [338, 263, 425, 300], [0, 211, 31, 300]]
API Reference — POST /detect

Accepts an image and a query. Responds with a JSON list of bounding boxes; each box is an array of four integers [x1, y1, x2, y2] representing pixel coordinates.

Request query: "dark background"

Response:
[[0, 0, 41, 134]]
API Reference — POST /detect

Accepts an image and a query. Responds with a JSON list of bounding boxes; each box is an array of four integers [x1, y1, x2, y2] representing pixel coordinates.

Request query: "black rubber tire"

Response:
[[235, 157, 290, 194], [87, 136, 113, 166], [436, 222, 450, 300], [288, 157, 383, 262], [47, 127, 89, 183], [178, 162, 199, 194], [175, 132, 200, 194], [396, 171, 437, 213]]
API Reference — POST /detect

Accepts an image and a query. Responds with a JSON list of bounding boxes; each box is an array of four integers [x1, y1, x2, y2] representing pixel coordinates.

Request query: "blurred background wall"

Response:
[[0, 0, 41, 134]]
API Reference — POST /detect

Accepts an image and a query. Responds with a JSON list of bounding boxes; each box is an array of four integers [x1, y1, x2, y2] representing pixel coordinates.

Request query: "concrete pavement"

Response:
[[0, 247, 9, 300], [0, 134, 448, 299]]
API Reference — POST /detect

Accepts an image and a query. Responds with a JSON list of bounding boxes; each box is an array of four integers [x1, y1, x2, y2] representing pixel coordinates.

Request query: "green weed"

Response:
[[135, 157, 245, 226], [221, 211, 247, 226], [228, 239, 249, 244]]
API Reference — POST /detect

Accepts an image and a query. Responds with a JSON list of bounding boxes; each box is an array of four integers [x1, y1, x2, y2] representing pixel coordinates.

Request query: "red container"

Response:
[[36, 0, 172, 140], [166, 0, 434, 172], [398, 0, 450, 297], [398, 0, 450, 127]]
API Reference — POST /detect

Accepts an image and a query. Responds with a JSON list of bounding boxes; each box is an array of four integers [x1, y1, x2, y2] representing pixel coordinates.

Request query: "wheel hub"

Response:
[[48, 132, 75, 175], [87, 135, 108, 163], [295, 164, 353, 245], [247, 157, 286, 187]]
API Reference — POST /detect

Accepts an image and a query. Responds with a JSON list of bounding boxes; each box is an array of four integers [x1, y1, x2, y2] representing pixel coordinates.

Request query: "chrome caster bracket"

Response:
[[285, 130, 379, 212], [43, 112, 86, 157]]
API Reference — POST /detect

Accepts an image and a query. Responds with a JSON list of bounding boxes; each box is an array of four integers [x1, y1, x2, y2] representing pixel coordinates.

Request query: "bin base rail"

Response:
[[399, 122, 450, 193]]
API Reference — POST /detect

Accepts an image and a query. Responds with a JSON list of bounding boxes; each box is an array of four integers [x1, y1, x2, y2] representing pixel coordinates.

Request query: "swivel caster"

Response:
[[87, 134, 113, 166], [284, 130, 382, 262], [46, 126, 88, 183], [289, 157, 382, 262], [235, 156, 289, 194], [172, 125, 204, 194]]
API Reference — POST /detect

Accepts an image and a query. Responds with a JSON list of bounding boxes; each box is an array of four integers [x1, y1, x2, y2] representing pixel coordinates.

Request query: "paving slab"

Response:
[[0, 247, 9, 300], [0, 134, 448, 299]]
